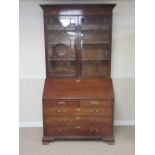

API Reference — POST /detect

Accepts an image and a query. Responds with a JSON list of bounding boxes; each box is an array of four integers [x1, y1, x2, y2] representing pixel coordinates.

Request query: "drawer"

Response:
[[44, 107, 112, 116], [80, 100, 112, 108], [44, 100, 78, 107], [45, 116, 112, 126], [46, 126, 112, 137]]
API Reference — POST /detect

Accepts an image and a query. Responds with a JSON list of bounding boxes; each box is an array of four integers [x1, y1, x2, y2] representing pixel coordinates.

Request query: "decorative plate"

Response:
[[53, 44, 68, 58]]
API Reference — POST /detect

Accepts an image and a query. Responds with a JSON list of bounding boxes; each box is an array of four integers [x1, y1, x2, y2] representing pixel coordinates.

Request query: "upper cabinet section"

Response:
[[79, 15, 111, 77], [41, 5, 115, 78]]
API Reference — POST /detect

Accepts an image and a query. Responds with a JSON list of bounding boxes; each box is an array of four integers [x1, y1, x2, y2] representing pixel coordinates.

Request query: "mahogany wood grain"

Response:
[[44, 107, 112, 116], [43, 78, 114, 100], [45, 115, 112, 126]]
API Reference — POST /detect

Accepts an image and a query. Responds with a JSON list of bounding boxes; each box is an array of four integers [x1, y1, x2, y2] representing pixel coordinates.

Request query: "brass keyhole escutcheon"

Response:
[[76, 79, 81, 83], [75, 116, 81, 120]]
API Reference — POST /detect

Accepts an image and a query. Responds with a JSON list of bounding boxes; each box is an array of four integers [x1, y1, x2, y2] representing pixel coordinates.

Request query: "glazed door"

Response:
[[45, 16, 78, 77], [78, 16, 111, 77]]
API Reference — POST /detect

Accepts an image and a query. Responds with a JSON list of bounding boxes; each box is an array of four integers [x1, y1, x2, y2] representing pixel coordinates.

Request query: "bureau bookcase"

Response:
[[41, 4, 116, 144]]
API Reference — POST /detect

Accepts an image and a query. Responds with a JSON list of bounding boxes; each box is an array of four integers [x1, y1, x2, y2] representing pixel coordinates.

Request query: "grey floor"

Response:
[[19, 126, 135, 155]]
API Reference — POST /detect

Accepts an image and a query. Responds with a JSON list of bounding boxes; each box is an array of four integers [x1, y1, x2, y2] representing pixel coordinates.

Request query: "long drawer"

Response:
[[44, 107, 112, 116], [44, 100, 113, 108], [45, 116, 112, 126], [46, 126, 112, 137]]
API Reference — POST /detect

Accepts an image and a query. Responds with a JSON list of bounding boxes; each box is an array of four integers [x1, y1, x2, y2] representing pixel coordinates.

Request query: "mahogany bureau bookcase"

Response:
[[40, 4, 116, 144]]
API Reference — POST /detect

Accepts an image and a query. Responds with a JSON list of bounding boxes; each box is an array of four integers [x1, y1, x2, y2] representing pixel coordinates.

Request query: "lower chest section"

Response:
[[43, 99, 114, 137]]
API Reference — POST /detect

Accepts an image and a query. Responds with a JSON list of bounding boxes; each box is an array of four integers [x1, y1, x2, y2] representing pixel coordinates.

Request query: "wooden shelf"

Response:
[[48, 59, 76, 61], [81, 28, 109, 31], [81, 73, 108, 77], [81, 59, 108, 61], [47, 41, 71, 44], [47, 28, 109, 31], [83, 42, 110, 44], [47, 26, 76, 31], [47, 42, 109, 45], [48, 59, 108, 61], [47, 72, 76, 77]]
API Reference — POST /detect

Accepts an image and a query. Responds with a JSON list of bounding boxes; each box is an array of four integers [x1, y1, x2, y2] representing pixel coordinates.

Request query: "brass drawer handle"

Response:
[[90, 128, 98, 132], [57, 101, 66, 106], [58, 118, 67, 122], [90, 101, 100, 105], [90, 109, 100, 113], [89, 118, 98, 122], [76, 108, 81, 111], [75, 116, 81, 120], [75, 126, 81, 129], [58, 128, 66, 133], [58, 109, 66, 113]]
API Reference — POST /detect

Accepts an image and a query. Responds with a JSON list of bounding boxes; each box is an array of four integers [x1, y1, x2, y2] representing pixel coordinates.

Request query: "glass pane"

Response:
[[81, 44, 109, 61], [79, 16, 110, 30], [82, 61, 109, 77], [79, 16, 111, 77], [45, 16, 77, 76], [47, 16, 77, 31]]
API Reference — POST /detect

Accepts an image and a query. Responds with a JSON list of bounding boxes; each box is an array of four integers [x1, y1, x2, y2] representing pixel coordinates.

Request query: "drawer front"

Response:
[[46, 126, 112, 137], [44, 100, 78, 107], [80, 100, 112, 108], [45, 116, 112, 126], [44, 107, 112, 116]]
